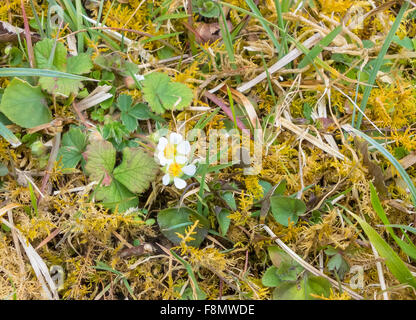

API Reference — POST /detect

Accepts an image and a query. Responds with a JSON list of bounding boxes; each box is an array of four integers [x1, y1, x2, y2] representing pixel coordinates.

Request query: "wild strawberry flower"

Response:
[[156, 132, 191, 166], [156, 132, 196, 189]]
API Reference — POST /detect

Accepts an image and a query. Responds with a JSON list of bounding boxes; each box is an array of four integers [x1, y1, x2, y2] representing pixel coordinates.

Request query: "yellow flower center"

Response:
[[164, 143, 176, 159], [168, 162, 182, 177]]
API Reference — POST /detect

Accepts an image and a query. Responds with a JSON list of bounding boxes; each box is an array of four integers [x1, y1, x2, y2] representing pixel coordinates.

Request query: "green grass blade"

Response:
[[348, 211, 416, 289], [343, 124, 416, 206], [353, 1, 409, 129], [218, 4, 237, 71], [245, 0, 280, 52], [274, 0, 288, 58], [298, 25, 342, 69], [170, 250, 207, 300], [384, 224, 416, 235], [370, 182, 416, 260], [0, 122, 21, 148], [140, 32, 182, 45], [27, 181, 38, 217], [0, 68, 97, 81]]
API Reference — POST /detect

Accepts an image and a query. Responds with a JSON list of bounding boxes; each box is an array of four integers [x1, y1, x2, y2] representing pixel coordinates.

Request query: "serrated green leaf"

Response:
[[117, 94, 132, 112], [142, 72, 193, 114], [113, 148, 158, 194], [157, 207, 208, 247], [0, 78, 51, 128], [58, 127, 88, 168], [95, 180, 138, 212], [67, 53, 93, 75], [85, 140, 116, 182], [129, 104, 152, 120], [270, 195, 306, 227], [39, 76, 84, 97], [34, 38, 67, 71]]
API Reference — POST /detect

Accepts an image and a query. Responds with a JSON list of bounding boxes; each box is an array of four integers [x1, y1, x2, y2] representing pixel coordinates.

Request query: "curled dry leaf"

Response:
[[0, 21, 40, 43], [194, 20, 233, 44]]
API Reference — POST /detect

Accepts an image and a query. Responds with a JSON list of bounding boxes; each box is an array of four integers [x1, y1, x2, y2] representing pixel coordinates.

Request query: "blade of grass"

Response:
[[29, 0, 45, 38], [342, 124, 416, 206], [0, 68, 97, 81], [298, 25, 342, 69], [218, 4, 237, 73], [370, 182, 416, 260], [170, 250, 207, 300], [226, 86, 239, 132], [274, 0, 288, 58], [245, 0, 280, 52], [140, 32, 182, 45], [27, 181, 38, 217], [348, 211, 416, 289], [0, 122, 21, 148], [353, 0, 410, 129], [384, 225, 416, 234]]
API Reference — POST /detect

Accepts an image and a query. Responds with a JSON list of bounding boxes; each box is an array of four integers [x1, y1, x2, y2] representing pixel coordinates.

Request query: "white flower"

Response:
[[156, 132, 196, 189], [156, 132, 191, 166], [162, 162, 196, 189]]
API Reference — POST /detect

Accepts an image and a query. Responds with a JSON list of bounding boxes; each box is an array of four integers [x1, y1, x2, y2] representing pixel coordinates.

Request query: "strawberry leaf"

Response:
[[113, 147, 158, 194], [85, 140, 116, 182], [142, 72, 193, 114]]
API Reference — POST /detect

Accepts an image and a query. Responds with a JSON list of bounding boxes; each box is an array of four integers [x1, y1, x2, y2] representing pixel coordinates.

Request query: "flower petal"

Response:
[[174, 177, 187, 189], [169, 132, 183, 145], [177, 141, 191, 155], [157, 137, 168, 151], [158, 152, 168, 166], [176, 155, 188, 165], [162, 174, 170, 185], [182, 164, 196, 177]]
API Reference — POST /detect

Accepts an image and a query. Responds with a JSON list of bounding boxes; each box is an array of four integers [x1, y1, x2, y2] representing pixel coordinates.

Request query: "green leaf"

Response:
[[142, 72, 193, 114], [262, 266, 282, 287], [34, 38, 67, 71], [85, 140, 116, 182], [216, 208, 231, 236], [192, 0, 220, 18], [116, 95, 150, 132], [270, 195, 306, 227], [348, 211, 416, 289], [95, 180, 138, 213], [0, 78, 51, 128], [158, 207, 208, 247], [221, 192, 237, 211], [34, 39, 93, 97], [0, 163, 8, 177], [39, 76, 84, 97], [67, 53, 93, 75], [129, 103, 152, 120], [272, 275, 331, 300], [101, 120, 130, 145], [58, 126, 88, 168], [113, 148, 158, 194], [117, 94, 132, 112], [327, 254, 349, 279]]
